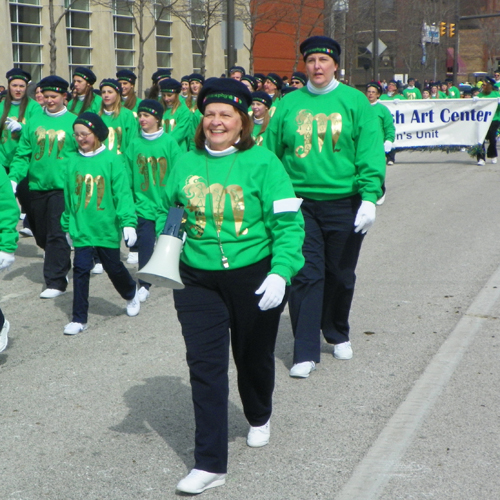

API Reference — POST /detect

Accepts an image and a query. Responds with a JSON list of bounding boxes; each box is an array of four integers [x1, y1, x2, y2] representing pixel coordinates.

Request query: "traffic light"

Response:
[[440, 22, 447, 37], [449, 23, 456, 37]]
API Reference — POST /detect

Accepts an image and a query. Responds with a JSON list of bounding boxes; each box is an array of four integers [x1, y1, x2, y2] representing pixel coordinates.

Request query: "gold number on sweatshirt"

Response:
[[95, 175, 105, 210], [137, 155, 168, 190], [74, 173, 106, 212], [34, 127, 66, 160], [107, 127, 123, 154], [137, 155, 149, 191], [295, 111, 342, 158]]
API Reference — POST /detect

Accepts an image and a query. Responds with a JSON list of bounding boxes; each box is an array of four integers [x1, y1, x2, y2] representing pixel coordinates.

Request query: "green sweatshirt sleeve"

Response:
[[0, 166, 20, 253], [7, 120, 32, 183], [380, 104, 396, 142], [110, 155, 137, 230]]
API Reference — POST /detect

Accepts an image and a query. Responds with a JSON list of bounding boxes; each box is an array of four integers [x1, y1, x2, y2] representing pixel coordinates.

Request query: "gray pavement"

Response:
[[1, 150, 500, 499]]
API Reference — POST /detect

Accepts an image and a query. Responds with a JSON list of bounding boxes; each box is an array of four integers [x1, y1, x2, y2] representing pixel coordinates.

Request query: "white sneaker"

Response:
[[64, 322, 88, 335], [247, 420, 270, 447], [176, 469, 226, 494], [289, 361, 316, 378], [477, 159, 486, 166], [137, 286, 150, 302], [91, 263, 104, 274], [40, 288, 66, 299], [19, 227, 33, 237], [492, 157, 498, 164], [0, 320, 10, 353], [333, 341, 353, 360], [387, 160, 394, 165], [126, 252, 138, 264], [126, 288, 140, 317]]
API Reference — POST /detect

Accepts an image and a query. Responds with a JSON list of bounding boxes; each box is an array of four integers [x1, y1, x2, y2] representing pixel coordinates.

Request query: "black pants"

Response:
[[478, 120, 500, 160], [0, 307, 4, 330], [173, 257, 286, 474], [29, 189, 71, 291], [72, 246, 136, 323], [137, 217, 156, 289], [289, 196, 365, 364]]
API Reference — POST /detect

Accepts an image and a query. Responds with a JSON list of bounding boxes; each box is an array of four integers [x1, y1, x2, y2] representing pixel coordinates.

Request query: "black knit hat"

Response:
[[138, 99, 164, 120], [6, 68, 31, 83], [366, 81, 382, 93], [159, 78, 182, 93], [230, 66, 246, 76], [197, 78, 252, 115], [99, 78, 122, 94], [266, 73, 283, 90], [242, 75, 258, 90], [181, 75, 190, 83], [74, 112, 109, 142], [38, 76, 70, 94], [116, 69, 137, 85], [152, 69, 171, 84], [189, 73, 205, 84], [252, 91, 272, 109], [73, 67, 96, 85], [484, 76, 496, 86], [281, 86, 298, 96], [291, 71, 307, 86], [300, 36, 341, 64]]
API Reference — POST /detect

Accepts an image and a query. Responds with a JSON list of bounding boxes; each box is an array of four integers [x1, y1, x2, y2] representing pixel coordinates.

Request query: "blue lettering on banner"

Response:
[[440, 109, 492, 123], [416, 130, 439, 139], [411, 110, 435, 123]]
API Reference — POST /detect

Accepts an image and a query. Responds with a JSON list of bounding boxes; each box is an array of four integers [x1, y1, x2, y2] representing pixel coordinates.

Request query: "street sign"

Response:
[[366, 39, 387, 55]]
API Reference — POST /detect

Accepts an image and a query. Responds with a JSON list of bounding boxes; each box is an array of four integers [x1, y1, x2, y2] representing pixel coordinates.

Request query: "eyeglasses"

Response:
[[291, 80, 301, 84], [72, 132, 93, 139]]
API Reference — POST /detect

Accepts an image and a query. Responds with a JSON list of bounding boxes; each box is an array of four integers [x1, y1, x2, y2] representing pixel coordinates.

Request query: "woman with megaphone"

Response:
[[157, 78, 305, 495]]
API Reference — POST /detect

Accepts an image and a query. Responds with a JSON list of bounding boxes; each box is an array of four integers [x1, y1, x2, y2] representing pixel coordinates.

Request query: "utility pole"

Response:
[[227, 0, 236, 73], [372, 0, 379, 81], [452, 0, 460, 84]]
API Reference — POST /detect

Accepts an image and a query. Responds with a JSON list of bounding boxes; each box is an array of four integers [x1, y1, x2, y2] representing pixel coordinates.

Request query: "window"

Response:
[[66, 0, 92, 73], [10, 0, 43, 82], [155, 3, 172, 70], [190, 0, 205, 72], [113, 0, 135, 70]]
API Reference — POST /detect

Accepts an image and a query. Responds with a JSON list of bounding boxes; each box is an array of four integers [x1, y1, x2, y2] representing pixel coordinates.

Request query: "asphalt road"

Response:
[[1, 150, 500, 500]]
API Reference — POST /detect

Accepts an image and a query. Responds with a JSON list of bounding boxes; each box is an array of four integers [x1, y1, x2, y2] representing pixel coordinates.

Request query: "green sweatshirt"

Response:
[[478, 90, 500, 120], [124, 131, 182, 221], [252, 120, 267, 147], [61, 147, 137, 248], [403, 87, 422, 100], [265, 84, 385, 203], [372, 101, 396, 142], [122, 96, 142, 118], [447, 86, 460, 98], [380, 93, 406, 100], [8, 108, 77, 190], [162, 103, 193, 153], [0, 166, 20, 253], [68, 94, 103, 116], [0, 98, 43, 169], [100, 108, 139, 156], [159, 146, 305, 283]]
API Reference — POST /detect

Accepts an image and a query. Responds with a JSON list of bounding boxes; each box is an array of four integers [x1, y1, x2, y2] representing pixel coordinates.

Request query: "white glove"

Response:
[[0, 251, 15, 271], [123, 227, 137, 248], [11, 180, 17, 193], [473, 96, 479, 102], [66, 233, 73, 247], [255, 274, 286, 311], [354, 200, 376, 234], [384, 140, 393, 153], [6, 117, 22, 133]]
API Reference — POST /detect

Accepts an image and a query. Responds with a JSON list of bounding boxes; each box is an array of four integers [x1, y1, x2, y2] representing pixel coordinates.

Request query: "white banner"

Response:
[[380, 99, 498, 148]]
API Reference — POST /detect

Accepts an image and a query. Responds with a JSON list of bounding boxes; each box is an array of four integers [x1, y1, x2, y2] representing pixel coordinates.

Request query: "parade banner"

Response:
[[380, 99, 498, 149]]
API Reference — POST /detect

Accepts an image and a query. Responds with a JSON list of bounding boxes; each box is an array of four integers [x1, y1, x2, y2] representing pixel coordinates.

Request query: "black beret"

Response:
[[388, 79, 398, 85], [300, 36, 341, 63], [251, 91, 272, 109], [138, 99, 164, 120], [281, 86, 298, 96], [73, 67, 96, 85], [159, 78, 181, 93], [6, 68, 31, 83], [189, 73, 205, 84], [291, 71, 307, 85], [38, 76, 70, 94], [230, 66, 246, 76], [408, 77, 416, 82], [366, 81, 382, 93], [242, 75, 258, 90], [197, 78, 252, 115], [74, 112, 109, 142], [181, 75, 190, 83], [266, 73, 283, 90], [253, 73, 266, 84], [484, 76, 496, 86], [152, 69, 171, 84], [99, 78, 122, 94], [116, 69, 137, 84]]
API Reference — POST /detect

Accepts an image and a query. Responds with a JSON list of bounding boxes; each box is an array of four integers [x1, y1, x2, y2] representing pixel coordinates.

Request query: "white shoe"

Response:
[[91, 263, 104, 274], [64, 322, 88, 335], [137, 286, 150, 302], [0, 320, 10, 353], [19, 227, 33, 237], [247, 420, 270, 447], [40, 288, 66, 299], [176, 469, 226, 494], [289, 361, 316, 378], [492, 157, 498, 164], [126, 252, 138, 264], [333, 341, 353, 360], [477, 159, 486, 166], [376, 193, 386, 206], [126, 288, 140, 317], [387, 160, 394, 165]]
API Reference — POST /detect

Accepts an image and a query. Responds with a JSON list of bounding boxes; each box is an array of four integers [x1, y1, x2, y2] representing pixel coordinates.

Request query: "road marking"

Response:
[[335, 264, 500, 500]]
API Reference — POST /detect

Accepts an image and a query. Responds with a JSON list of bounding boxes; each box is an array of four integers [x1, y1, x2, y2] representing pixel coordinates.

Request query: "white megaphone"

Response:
[[136, 207, 186, 289]]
